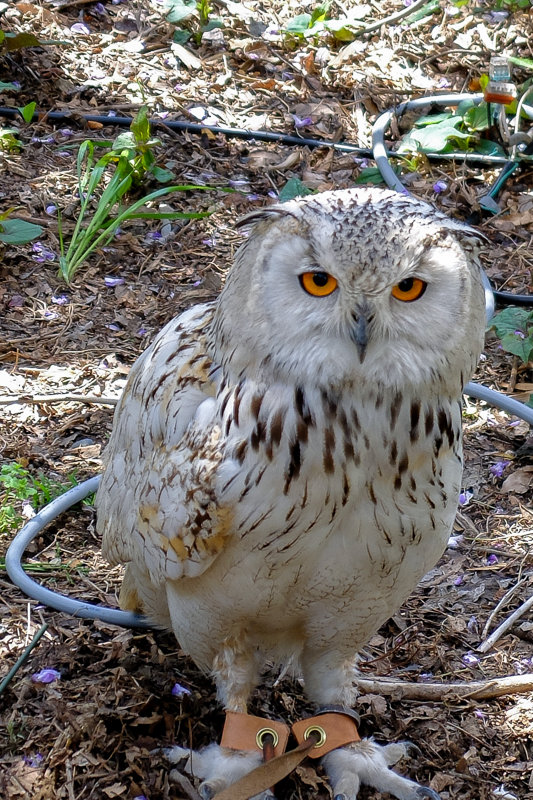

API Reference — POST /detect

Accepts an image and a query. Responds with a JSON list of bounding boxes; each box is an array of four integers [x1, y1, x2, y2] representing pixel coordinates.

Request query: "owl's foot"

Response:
[[322, 738, 441, 800], [167, 742, 273, 800]]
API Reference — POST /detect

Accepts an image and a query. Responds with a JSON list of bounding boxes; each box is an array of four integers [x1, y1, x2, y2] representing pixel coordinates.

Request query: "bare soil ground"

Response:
[[0, 1, 532, 799]]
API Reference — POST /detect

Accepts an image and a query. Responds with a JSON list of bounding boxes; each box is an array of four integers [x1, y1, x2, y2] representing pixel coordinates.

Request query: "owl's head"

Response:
[[211, 188, 486, 393]]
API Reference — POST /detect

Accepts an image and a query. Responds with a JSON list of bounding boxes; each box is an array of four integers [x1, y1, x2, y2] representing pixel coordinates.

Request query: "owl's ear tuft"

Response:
[[235, 205, 296, 231]]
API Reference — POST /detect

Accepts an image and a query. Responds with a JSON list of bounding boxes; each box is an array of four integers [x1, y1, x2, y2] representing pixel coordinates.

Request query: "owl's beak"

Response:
[[350, 306, 369, 362]]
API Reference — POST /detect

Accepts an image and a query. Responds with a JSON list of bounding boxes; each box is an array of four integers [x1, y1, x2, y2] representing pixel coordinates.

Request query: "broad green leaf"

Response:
[[150, 165, 175, 183], [474, 138, 506, 157], [323, 20, 356, 40], [202, 18, 224, 31], [354, 167, 387, 185], [0, 219, 43, 244], [279, 177, 313, 201], [165, 0, 197, 24], [490, 307, 533, 339], [112, 131, 137, 150], [500, 332, 533, 363], [464, 103, 489, 131], [1, 32, 41, 51], [173, 28, 191, 44], [285, 14, 312, 33], [18, 101, 36, 123], [401, 119, 470, 153], [413, 112, 454, 127]]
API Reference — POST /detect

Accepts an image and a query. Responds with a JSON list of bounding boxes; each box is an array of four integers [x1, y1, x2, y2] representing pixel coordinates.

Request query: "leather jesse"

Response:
[[220, 711, 291, 758], [291, 710, 361, 759]]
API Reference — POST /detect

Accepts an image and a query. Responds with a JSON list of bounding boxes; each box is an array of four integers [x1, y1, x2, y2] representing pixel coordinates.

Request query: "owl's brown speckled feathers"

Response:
[[96, 188, 486, 800]]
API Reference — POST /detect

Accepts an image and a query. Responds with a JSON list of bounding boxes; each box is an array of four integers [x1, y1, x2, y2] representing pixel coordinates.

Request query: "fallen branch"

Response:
[[0, 393, 118, 406], [478, 592, 533, 654], [354, 673, 533, 700]]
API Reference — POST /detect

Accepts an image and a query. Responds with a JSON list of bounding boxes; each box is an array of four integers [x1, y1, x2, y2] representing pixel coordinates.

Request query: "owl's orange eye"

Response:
[[300, 271, 338, 297], [391, 277, 427, 302]]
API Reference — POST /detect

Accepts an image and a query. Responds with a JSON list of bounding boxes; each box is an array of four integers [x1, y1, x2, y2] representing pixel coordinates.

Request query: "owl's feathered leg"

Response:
[[167, 637, 276, 800], [301, 648, 441, 800]]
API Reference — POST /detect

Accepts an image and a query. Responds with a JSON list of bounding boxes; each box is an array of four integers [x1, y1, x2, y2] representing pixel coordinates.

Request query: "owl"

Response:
[[96, 187, 486, 800]]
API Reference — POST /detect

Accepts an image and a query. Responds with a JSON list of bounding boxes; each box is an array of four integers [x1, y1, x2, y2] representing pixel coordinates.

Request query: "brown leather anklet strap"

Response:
[[291, 708, 361, 759], [220, 711, 290, 759]]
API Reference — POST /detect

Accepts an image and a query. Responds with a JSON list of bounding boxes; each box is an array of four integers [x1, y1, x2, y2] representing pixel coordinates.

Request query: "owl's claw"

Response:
[[166, 742, 265, 799], [322, 738, 440, 800], [417, 789, 441, 800]]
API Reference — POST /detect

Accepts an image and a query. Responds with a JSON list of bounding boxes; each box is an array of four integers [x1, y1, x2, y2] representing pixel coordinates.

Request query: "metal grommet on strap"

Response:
[[303, 724, 327, 748], [256, 727, 280, 750], [220, 711, 290, 759], [292, 710, 360, 759]]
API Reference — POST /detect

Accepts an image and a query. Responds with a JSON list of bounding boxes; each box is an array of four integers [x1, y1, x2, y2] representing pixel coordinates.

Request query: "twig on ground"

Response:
[[0, 623, 49, 696], [478, 592, 533, 653], [169, 769, 203, 800], [480, 574, 530, 640], [354, 673, 533, 700], [0, 393, 119, 406]]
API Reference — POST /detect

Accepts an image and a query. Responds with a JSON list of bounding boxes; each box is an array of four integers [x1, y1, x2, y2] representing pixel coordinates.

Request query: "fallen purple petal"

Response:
[[171, 682, 191, 698], [45, 204, 57, 215], [71, 22, 91, 34], [106, 323, 122, 332], [489, 461, 509, 477], [458, 489, 473, 506], [486, 553, 499, 566], [8, 294, 25, 308], [23, 753, 44, 768], [433, 180, 448, 194], [104, 276, 125, 287], [292, 115, 313, 129], [453, 574, 464, 586], [51, 294, 69, 305], [474, 709, 486, 719], [462, 652, 479, 667], [32, 668, 61, 684]]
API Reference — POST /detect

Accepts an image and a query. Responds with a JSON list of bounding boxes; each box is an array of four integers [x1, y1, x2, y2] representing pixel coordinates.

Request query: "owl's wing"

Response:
[[96, 302, 231, 585]]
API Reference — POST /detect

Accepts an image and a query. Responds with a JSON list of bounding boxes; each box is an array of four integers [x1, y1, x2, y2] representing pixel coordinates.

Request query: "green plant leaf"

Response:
[[413, 112, 454, 127], [0, 80, 19, 91], [165, 0, 197, 23], [500, 332, 533, 363], [400, 119, 470, 153], [112, 131, 137, 150], [173, 28, 192, 43], [323, 19, 357, 40], [490, 307, 533, 339], [131, 106, 151, 145], [18, 101, 36, 123], [1, 32, 41, 51], [405, 0, 440, 23], [278, 178, 314, 201], [354, 167, 389, 185], [202, 18, 224, 31], [474, 138, 506, 157], [508, 56, 533, 71], [0, 219, 43, 244], [150, 165, 175, 183], [463, 103, 489, 131], [285, 13, 312, 33]]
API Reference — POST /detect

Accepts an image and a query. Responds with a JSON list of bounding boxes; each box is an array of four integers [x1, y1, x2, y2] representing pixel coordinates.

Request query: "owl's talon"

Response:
[[323, 738, 440, 800], [416, 789, 441, 800]]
